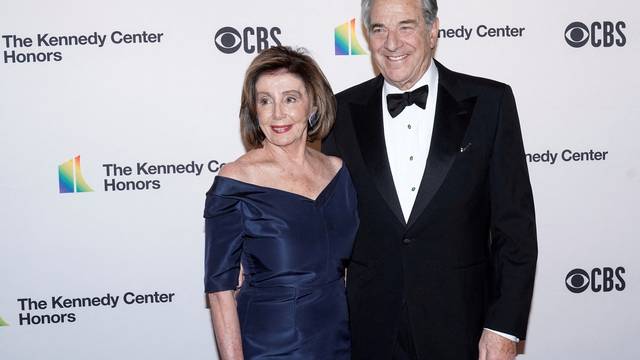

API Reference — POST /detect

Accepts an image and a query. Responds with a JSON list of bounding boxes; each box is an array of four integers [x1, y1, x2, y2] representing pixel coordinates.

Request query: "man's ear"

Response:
[[429, 17, 440, 49]]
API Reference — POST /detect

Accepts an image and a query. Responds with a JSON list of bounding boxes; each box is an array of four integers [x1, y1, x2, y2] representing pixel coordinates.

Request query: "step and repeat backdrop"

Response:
[[1, 0, 638, 359]]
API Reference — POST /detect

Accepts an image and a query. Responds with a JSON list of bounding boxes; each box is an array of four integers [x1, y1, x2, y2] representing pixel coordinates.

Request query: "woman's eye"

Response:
[[285, 96, 297, 103]]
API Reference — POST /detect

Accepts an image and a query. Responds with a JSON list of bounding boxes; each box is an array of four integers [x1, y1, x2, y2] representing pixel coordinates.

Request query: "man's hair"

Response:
[[239, 46, 336, 149], [361, 0, 438, 31]]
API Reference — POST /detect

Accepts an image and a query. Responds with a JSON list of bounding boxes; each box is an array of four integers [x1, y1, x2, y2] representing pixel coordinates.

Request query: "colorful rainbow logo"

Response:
[[335, 18, 368, 55], [0, 316, 8, 327], [58, 155, 94, 194]]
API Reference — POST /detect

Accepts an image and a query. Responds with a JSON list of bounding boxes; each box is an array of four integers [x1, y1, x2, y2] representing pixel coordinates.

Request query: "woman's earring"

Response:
[[308, 112, 319, 129]]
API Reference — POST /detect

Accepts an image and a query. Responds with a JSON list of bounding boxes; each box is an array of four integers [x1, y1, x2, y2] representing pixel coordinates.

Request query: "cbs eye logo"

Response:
[[565, 21, 626, 48], [214, 26, 282, 54], [565, 267, 626, 294]]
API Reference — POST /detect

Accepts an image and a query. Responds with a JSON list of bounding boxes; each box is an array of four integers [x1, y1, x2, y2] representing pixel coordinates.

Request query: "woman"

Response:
[[204, 46, 358, 359]]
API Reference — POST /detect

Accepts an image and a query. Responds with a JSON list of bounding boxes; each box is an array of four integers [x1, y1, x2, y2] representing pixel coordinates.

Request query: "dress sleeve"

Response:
[[203, 192, 244, 293]]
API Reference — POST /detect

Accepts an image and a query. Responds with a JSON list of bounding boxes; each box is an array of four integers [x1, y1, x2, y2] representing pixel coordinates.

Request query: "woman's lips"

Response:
[[271, 125, 293, 134]]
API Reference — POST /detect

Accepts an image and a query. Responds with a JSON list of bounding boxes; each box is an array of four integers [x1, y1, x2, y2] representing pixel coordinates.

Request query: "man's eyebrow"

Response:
[[370, 19, 418, 29], [398, 19, 419, 26]]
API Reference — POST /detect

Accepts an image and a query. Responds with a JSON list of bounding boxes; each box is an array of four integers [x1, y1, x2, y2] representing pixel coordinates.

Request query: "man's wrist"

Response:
[[484, 328, 519, 342]]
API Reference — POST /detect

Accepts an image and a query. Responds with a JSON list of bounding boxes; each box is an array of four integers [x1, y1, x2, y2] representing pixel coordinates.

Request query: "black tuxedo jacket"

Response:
[[322, 60, 537, 360]]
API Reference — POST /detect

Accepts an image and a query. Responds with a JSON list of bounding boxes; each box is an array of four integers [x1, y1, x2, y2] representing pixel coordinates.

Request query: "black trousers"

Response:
[[392, 305, 419, 360]]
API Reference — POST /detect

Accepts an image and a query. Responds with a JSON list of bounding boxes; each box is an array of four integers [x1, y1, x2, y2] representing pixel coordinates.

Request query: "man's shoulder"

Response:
[[335, 75, 382, 103], [436, 60, 511, 97], [451, 70, 509, 89]]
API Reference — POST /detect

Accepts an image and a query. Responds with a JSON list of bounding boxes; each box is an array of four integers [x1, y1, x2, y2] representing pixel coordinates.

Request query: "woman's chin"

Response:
[[264, 131, 307, 148], [265, 136, 304, 148]]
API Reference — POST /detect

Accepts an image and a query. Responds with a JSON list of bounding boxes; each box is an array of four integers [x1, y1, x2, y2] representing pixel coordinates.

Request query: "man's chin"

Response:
[[384, 74, 414, 89]]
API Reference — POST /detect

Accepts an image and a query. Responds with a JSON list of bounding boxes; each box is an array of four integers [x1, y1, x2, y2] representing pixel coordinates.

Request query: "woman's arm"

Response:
[[208, 291, 243, 360]]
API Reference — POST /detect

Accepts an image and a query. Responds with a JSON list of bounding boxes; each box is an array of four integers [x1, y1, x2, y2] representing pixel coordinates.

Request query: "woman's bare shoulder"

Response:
[[326, 155, 343, 173], [218, 149, 268, 183], [309, 148, 343, 174]]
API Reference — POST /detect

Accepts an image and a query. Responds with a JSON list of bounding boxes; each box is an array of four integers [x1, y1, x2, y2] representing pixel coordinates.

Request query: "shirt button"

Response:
[[407, 124, 412, 129], [411, 187, 416, 191], [409, 156, 414, 161], [402, 238, 413, 245]]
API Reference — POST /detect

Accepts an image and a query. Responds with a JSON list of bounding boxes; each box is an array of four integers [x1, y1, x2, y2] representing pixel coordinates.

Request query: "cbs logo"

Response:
[[565, 21, 626, 48], [214, 26, 282, 54], [565, 267, 626, 294]]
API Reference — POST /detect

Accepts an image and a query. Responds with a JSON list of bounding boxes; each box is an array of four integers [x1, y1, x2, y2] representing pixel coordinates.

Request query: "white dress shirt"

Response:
[[381, 61, 519, 343], [382, 61, 438, 222]]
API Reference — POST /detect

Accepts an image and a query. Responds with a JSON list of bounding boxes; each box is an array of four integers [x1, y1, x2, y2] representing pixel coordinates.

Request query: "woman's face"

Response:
[[254, 70, 315, 148]]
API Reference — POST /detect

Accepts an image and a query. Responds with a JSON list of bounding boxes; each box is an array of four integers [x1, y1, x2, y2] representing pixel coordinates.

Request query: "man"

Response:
[[322, 0, 537, 359]]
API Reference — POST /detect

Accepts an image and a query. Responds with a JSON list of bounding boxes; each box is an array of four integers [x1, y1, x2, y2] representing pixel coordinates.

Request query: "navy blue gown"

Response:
[[204, 164, 358, 359]]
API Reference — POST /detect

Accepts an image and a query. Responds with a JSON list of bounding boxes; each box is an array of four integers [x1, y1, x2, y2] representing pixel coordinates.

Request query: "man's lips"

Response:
[[271, 125, 293, 134], [385, 54, 409, 62]]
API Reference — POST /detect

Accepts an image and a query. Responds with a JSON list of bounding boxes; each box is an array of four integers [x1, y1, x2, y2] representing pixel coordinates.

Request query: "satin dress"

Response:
[[204, 164, 358, 359]]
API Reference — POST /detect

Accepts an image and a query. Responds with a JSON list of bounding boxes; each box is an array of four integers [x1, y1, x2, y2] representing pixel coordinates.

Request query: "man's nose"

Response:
[[384, 29, 402, 51]]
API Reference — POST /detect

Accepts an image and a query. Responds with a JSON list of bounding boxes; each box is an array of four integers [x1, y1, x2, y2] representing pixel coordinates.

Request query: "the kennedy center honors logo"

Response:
[[58, 155, 94, 194], [335, 18, 367, 55]]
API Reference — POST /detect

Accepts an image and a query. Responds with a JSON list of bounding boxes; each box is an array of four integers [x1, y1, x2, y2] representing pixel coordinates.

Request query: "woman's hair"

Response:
[[239, 46, 336, 148]]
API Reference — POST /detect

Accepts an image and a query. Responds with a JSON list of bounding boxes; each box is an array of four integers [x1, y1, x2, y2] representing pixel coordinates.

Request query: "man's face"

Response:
[[369, 0, 439, 90]]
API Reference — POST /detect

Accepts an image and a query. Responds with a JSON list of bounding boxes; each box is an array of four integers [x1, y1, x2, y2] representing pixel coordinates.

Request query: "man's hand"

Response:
[[478, 329, 517, 360]]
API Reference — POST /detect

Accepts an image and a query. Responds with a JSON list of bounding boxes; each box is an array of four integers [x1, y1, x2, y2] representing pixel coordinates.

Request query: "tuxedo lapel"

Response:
[[351, 77, 406, 226], [406, 64, 476, 228]]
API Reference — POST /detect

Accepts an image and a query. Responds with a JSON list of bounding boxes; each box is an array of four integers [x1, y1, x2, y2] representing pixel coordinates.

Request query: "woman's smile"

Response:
[[270, 125, 293, 134]]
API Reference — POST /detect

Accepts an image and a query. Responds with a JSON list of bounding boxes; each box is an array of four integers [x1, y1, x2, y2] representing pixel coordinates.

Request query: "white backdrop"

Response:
[[1, 1, 638, 359]]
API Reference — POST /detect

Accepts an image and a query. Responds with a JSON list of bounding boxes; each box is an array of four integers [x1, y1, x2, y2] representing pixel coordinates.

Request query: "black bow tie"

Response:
[[386, 85, 429, 118]]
